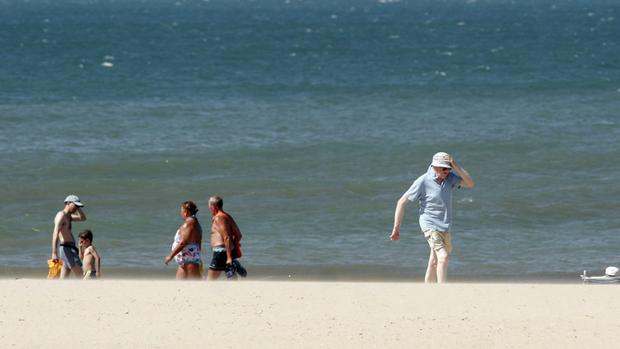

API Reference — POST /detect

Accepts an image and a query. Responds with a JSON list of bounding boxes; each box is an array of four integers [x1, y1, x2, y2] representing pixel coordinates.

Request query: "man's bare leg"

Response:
[[424, 249, 437, 283], [436, 248, 449, 283], [72, 266, 83, 278], [60, 267, 70, 279]]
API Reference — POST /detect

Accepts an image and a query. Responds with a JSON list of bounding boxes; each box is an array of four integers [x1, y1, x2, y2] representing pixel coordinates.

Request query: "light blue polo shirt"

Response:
[[403, 166, 462, 232]]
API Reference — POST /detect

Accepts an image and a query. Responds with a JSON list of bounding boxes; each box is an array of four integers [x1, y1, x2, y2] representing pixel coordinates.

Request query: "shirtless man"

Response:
[[207, 196, 244, 280], [51, 195, 87, 279]]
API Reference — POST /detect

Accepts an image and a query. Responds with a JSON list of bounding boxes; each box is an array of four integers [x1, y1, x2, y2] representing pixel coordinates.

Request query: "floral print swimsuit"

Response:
[[171, 229, 202, 266]]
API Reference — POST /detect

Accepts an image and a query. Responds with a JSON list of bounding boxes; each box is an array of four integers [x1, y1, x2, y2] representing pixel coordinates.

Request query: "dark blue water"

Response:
[[1, 0, 619, 280]]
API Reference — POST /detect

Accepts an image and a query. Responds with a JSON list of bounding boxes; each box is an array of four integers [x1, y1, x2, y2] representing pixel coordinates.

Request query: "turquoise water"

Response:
[[1, 0, 619, 280]]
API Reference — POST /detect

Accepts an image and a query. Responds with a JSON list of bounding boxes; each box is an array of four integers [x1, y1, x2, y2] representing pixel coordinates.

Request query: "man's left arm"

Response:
[[450, 157, 475, 188], [71, 207, 87, 221], [215, 217, 233, 265]]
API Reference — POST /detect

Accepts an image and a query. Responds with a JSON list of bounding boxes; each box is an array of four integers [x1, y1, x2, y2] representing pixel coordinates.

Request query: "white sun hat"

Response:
[[431, 152, 451, 168]]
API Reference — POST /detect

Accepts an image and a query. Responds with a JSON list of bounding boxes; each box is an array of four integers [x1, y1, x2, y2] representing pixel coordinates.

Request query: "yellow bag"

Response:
[[47, 259, 63, 279]]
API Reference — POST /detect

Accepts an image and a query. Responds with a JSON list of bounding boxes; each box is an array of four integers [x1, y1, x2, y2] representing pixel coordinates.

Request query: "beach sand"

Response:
[[1, 279, 618, 348]]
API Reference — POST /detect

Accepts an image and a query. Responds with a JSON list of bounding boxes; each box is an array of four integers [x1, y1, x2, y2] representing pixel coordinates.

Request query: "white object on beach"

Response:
[[581, 267, 620, 284], [605, 266, 618, 276]]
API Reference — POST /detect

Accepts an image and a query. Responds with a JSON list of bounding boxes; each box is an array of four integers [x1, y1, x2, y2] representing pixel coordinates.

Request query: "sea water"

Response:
[[1, 0, 619, 280]]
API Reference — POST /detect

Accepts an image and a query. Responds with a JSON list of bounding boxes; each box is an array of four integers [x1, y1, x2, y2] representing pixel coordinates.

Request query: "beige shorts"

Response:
[[423, 230, 452, 254]]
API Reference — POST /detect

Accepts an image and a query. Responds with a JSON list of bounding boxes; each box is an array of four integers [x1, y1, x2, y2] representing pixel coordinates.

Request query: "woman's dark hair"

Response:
[[182, 201, 199, 215]]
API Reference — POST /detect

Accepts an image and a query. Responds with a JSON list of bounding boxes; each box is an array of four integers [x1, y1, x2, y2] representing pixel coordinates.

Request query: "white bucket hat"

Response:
[[605, 266, 619, 276], [431, 152, 451, 168]]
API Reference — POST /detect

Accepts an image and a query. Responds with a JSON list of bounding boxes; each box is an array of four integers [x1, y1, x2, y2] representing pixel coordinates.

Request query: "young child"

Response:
[[78, 230, 101, 279]]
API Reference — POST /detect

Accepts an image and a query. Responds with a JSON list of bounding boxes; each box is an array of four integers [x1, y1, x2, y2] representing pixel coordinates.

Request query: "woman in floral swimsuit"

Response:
[[164, 201, 203, 280]]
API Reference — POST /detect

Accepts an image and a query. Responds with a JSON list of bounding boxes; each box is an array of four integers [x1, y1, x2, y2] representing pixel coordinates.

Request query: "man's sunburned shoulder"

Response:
[[213, 215, 228, 224]]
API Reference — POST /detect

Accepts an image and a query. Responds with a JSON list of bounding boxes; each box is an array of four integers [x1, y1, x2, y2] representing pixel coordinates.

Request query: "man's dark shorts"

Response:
[[208, 247, 237, 271], [59, 241, 82, 269]]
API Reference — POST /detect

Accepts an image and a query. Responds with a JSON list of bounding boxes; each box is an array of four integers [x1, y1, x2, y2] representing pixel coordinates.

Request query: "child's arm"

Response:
[[91, 246, 101, 278], [79, 244, 85, 260]]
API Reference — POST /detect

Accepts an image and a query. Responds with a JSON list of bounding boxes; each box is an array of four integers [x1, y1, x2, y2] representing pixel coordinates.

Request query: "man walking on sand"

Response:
[[391, 152, 475, 283], [51, 195, 87, 279], [207, 196, 246, 280]]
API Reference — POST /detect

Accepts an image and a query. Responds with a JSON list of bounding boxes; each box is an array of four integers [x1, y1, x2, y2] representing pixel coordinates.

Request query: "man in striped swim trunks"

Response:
[[390, 152, 475, 283]]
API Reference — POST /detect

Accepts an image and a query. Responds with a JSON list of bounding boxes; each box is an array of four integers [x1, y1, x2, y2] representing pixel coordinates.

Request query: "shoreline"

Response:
[[0, 265, 589, 283], [2, 280, 619, 348]]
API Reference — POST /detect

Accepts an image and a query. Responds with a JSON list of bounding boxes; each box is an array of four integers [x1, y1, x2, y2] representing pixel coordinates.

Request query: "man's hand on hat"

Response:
[[447, 154, 457, 168]]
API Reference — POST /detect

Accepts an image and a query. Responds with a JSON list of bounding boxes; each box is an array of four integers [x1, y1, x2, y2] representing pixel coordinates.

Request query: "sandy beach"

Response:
[[1, 279, 618, 348]]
